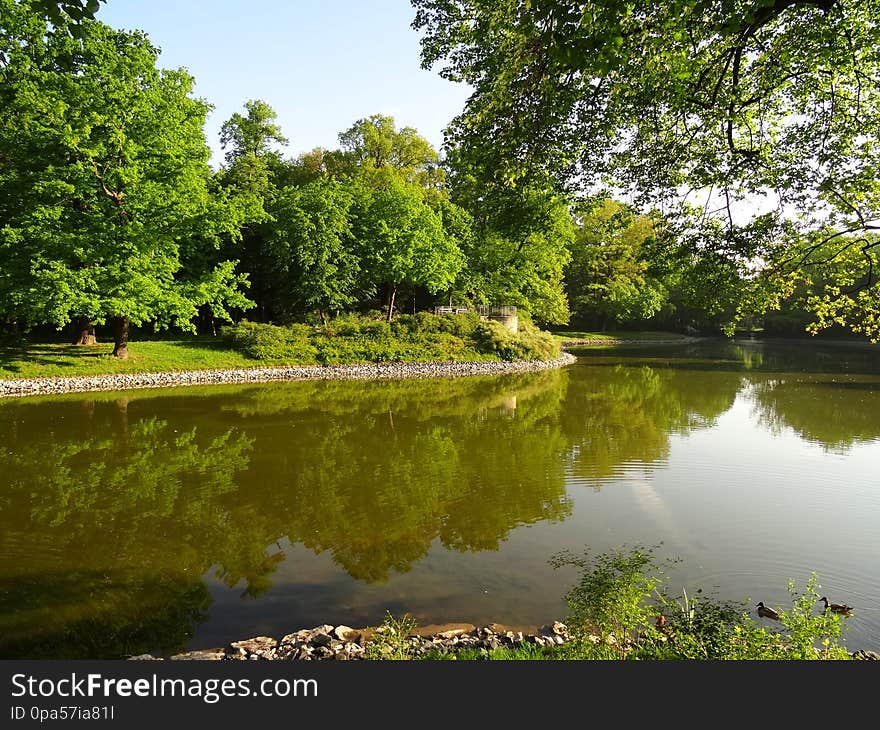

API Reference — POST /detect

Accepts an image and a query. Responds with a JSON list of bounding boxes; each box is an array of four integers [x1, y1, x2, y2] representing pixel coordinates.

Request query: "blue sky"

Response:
[[99, 0, 472, 167]]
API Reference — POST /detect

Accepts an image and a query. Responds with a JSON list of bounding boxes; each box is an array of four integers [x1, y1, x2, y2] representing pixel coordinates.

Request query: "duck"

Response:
[[756, 601, 780, 620], [819, 597, 853, 615]]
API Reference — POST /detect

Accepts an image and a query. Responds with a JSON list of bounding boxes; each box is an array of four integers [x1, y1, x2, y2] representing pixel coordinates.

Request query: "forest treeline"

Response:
[[1, 2, 874, 358]]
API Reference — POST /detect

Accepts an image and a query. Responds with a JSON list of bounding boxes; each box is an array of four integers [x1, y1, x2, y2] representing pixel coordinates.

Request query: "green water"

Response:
[[1, 339, 879, 657]]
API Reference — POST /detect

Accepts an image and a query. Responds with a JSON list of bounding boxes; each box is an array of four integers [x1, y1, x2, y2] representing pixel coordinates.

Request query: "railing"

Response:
[[433, 305, 518, 318]]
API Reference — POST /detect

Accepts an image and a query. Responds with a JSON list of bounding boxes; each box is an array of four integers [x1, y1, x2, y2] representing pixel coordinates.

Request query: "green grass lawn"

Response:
[[551, 330, 693, 342], [0, 337, 261, 380]]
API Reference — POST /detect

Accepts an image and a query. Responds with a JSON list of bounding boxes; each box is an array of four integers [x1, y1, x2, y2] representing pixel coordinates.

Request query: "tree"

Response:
[[219, 99, 288, 166], [351, 169, 465, 321], [446, 150, 573, 324], [761, 228, 880, 340], [0, 11, 251, 356], [567, 199, 667, 329], [412, 0, 880, 338], [338, 113, 442, 187], [214, 100, 292, 323], [266, 179, 360, 322]]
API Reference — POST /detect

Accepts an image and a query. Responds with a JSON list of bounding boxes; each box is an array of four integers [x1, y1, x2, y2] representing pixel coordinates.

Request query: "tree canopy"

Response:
[[567, 200, 667, 329], [412, 0, 880, 338], [0, 6, 251, 355]]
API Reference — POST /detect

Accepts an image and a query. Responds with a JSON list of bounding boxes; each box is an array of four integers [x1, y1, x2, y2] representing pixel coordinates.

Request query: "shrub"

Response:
[[364, 612, 420, 660], [359, 319, 392, 339], [551, 547, 853, 660], [223, 313, 560, 364], [221, 321, 317, 362], [516, 320, 560, 360], [475, 319, 561, 361]]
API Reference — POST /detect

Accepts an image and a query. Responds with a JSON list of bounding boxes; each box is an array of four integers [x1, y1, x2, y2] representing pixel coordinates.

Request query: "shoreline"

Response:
[[128, 621, 880, 662], [0, 352, 578, 399], [559, 336, 702, 346], [131, 622, 575, 661]]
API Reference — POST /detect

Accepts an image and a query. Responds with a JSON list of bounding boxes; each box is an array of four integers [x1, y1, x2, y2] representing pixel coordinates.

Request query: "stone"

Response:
[[230, 636, 277, 654], [438, 629, 466, 639], [170, 649, 226, 661], [281, 630, 312, 645], [852, 649, 880, 660], [334, 625, 358, 641], [313, 645, 333, 659], [310, 632, 333, 647]]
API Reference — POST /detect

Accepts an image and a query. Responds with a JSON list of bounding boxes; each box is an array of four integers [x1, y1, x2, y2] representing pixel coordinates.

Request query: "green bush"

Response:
[[475, 319, 561, 361], [550, 547, 852, 660], [223, 313, 560, 365], [221, 321, 318, 362]]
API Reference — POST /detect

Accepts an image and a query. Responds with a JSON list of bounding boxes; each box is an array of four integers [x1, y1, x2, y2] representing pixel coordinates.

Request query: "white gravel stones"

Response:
[[0, 354, 578, 399]]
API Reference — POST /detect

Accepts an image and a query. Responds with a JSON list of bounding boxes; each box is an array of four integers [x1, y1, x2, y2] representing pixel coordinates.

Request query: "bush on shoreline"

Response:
[[222, 313, 562, 365]]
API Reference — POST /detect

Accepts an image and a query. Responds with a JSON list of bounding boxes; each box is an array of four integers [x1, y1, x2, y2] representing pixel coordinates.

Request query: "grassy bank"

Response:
[[0, 313, 561, 380], [551, 330, 694, 343]]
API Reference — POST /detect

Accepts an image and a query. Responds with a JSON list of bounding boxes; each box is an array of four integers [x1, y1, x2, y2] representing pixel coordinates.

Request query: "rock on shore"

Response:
[[0, 354, 577, 399]]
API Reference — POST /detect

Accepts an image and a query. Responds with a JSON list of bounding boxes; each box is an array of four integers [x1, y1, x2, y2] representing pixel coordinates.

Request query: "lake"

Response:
[[1, 339, 878, 658]]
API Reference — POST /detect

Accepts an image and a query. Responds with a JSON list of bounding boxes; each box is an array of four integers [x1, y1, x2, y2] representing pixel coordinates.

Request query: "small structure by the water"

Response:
[[433, 304, 519, 333]]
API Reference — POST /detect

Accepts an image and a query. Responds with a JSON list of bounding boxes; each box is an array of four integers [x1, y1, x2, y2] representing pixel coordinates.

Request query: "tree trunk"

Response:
[[386, 285, 397, 323], [318, 309, 328, 326], [72, 316, 97, 345], [111, 315, 130, 359]]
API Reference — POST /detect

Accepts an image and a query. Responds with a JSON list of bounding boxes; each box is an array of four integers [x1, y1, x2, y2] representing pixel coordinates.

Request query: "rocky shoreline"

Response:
[[0, 353, 577, 399], [128, 621, 880, 661], [130, 622, 575, 661]]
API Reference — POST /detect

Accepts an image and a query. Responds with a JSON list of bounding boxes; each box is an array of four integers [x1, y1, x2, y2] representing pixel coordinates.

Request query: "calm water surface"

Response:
[[1, 340, 879, 657]]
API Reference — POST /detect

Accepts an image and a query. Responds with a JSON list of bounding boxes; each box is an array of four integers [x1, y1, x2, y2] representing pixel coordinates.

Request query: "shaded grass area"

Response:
[[0, 338, 259, 380]]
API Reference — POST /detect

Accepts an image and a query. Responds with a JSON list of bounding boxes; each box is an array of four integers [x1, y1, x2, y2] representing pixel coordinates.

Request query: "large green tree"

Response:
[[266, 179, 360, 322], [567, 199, 667, 329], [412, 0, 880, 338], [447, 149, 573, 324], [215, 99, 291, 322], [0, 8, 250, 355], [351, 168, 465, 321], [334, 115, 467, 320]]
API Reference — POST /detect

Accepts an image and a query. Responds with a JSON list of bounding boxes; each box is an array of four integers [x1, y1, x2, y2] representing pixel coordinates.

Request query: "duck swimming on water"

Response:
[[819, 597, 853, 615], [756, 601, 780, 620]]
